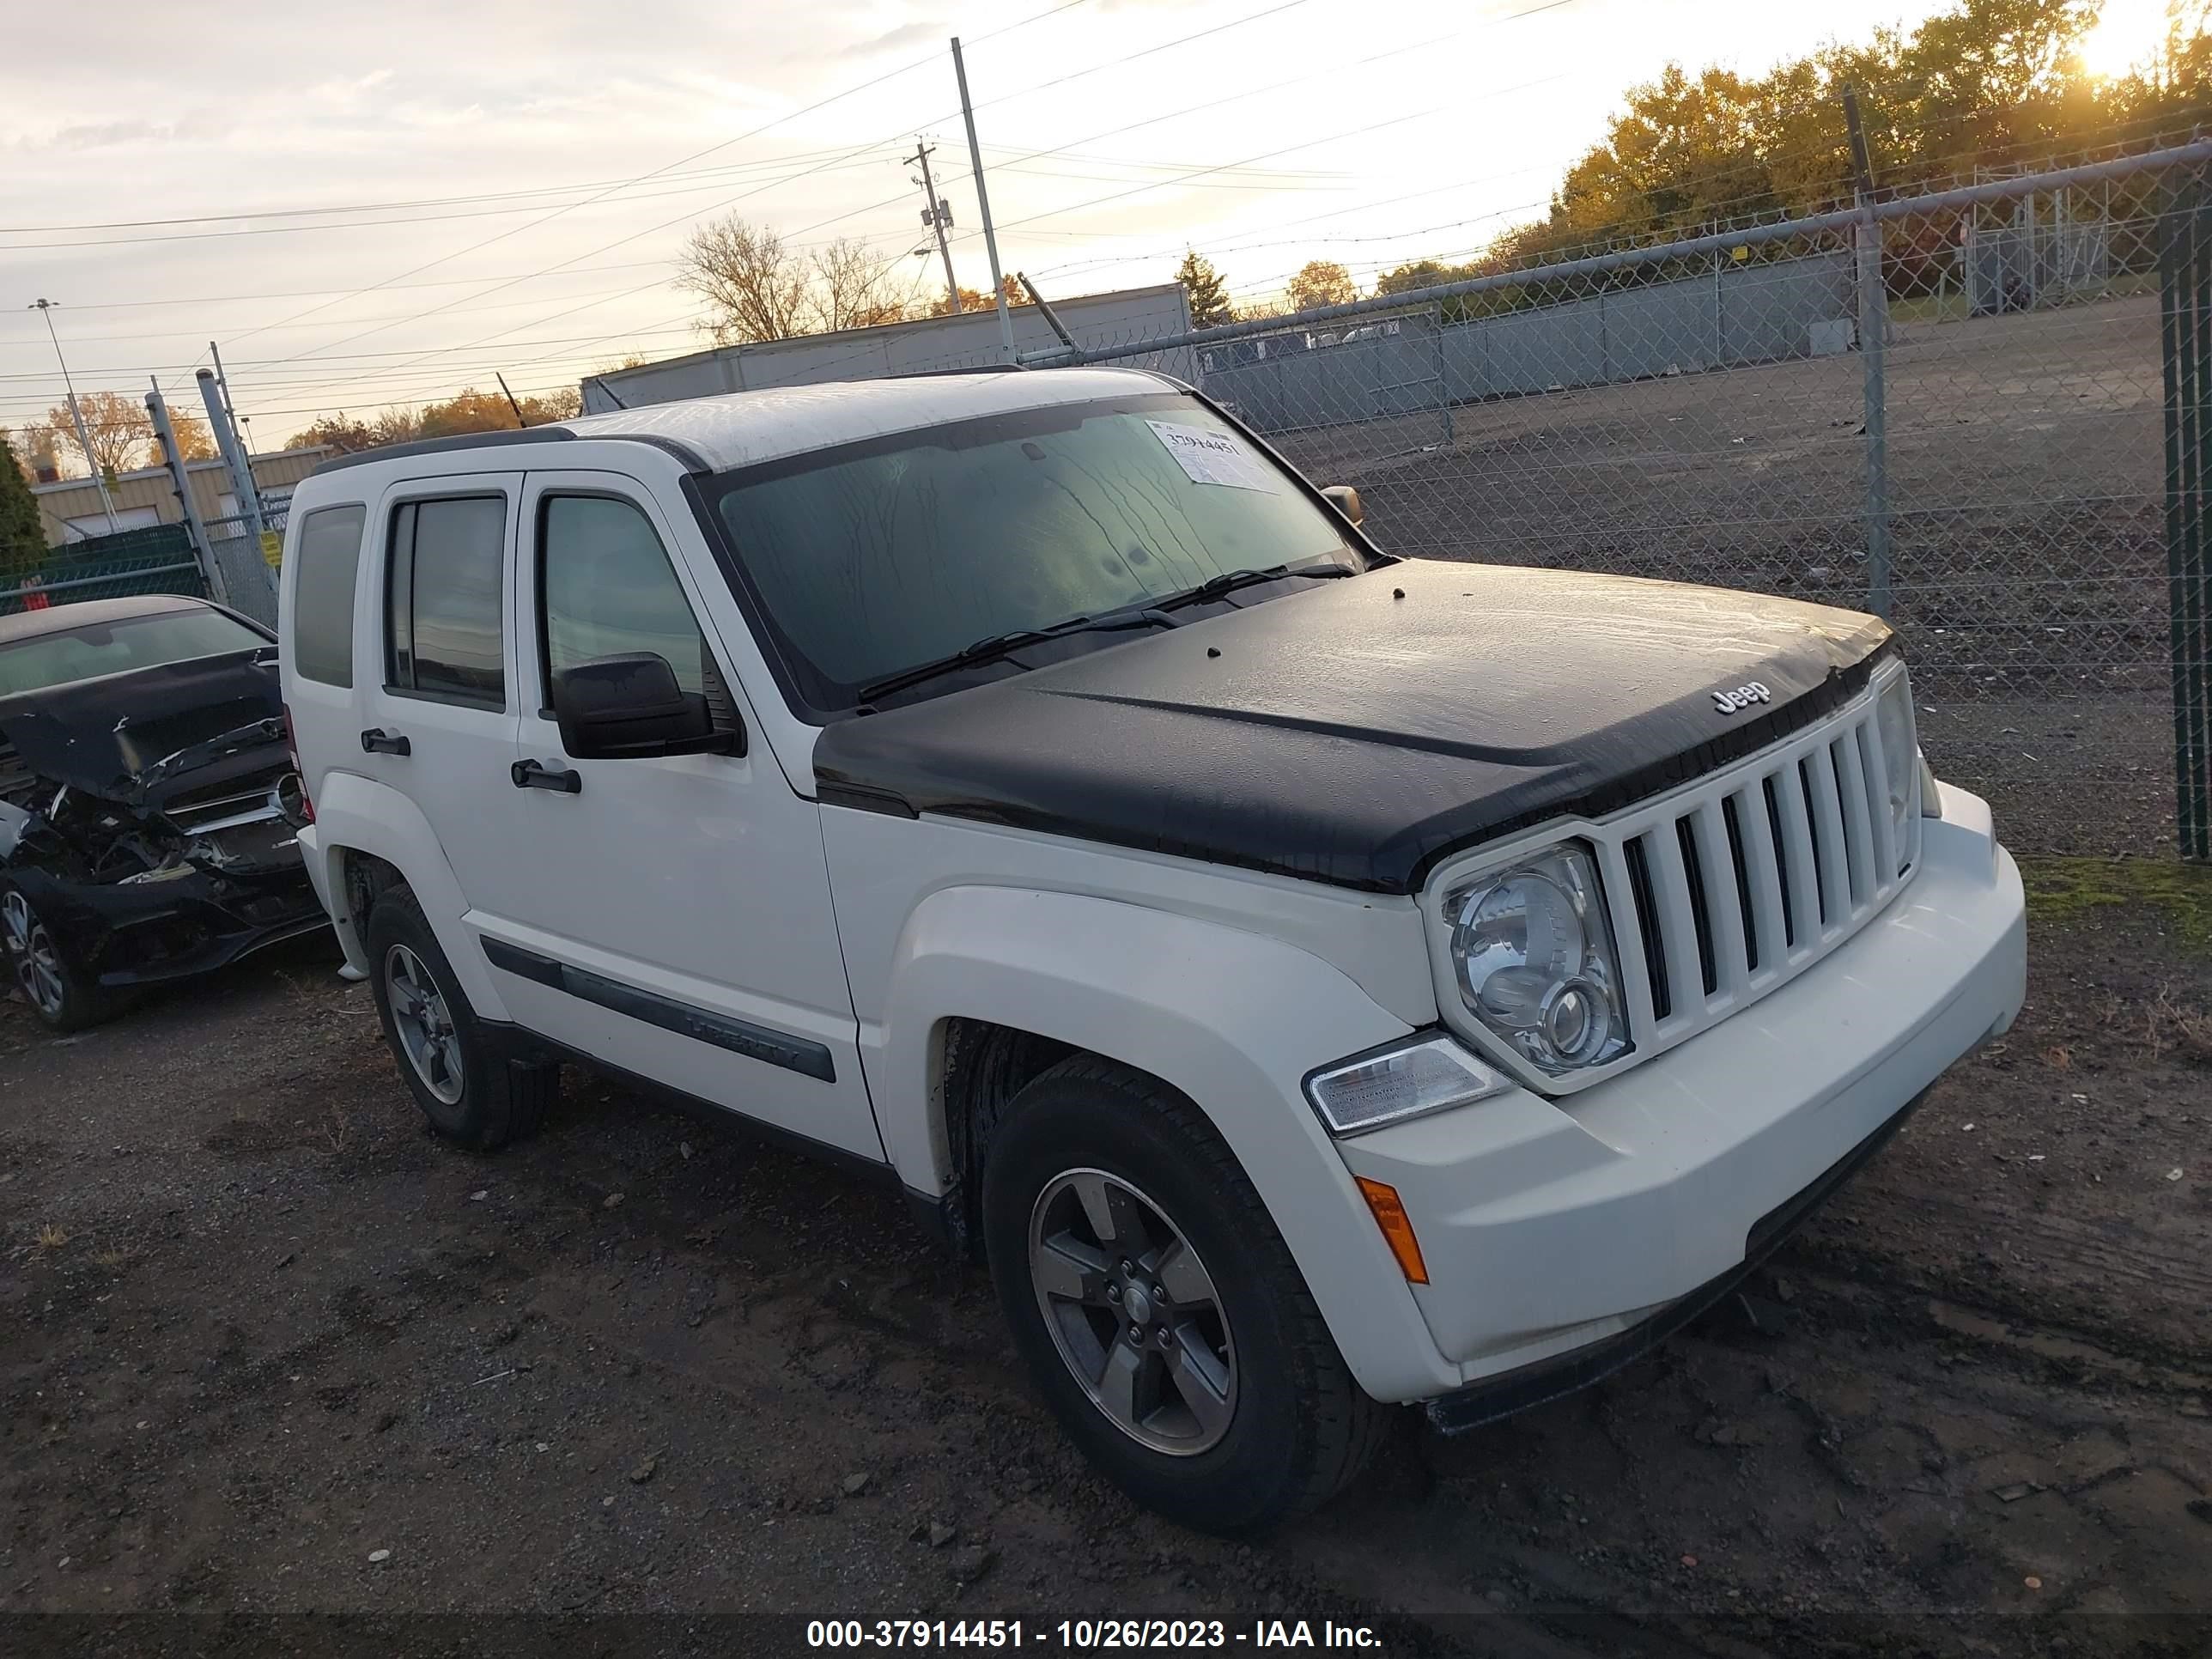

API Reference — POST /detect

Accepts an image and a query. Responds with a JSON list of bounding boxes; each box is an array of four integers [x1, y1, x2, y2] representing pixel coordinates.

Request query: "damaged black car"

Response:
[[0, 594, 326, 1031]]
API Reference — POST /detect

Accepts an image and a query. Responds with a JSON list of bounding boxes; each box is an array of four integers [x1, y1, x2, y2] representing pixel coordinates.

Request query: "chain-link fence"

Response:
[[199, 503, 283, 629], [1028, 141, 2212, 861], [0, 523, 208, 617]]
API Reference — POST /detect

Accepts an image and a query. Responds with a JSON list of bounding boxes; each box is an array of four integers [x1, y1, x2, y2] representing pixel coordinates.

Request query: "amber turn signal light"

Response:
[[1354, 1176, 1428, 1285]]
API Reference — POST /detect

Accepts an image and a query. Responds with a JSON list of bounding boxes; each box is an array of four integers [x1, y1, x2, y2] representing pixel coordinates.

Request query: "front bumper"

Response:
[[1422, 1082, 1928, 1431], [1334, 784, 2026, 1400], [13, 853, 326, 990]]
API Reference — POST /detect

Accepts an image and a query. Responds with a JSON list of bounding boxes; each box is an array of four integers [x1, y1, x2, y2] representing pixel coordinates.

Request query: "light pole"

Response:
[[27, 299, 120, 533]]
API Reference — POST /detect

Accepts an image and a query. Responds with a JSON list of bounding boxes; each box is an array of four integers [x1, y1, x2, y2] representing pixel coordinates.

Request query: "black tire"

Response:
[[0, 879, 115, 1033], [363, 884, 555, 1151], [981, 1054, 1388, 1534]]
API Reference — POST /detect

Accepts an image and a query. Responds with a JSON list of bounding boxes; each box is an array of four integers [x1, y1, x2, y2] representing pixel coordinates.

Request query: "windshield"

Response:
[[702, 392, 1358, 712], [0, 608, 268, 701]]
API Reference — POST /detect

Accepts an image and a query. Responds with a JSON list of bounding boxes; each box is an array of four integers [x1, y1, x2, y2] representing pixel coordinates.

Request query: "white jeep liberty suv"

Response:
[[277, 368, 2026, 1534]]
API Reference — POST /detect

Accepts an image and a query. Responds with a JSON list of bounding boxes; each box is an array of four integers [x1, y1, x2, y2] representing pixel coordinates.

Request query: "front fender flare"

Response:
[[869, 884, 1460, 1401]]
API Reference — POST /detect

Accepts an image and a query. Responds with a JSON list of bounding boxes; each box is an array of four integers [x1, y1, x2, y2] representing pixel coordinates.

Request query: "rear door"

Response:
[[277, 498, 370, 820], [356, 477, 527, 939], [485, 471, 883, 1163]]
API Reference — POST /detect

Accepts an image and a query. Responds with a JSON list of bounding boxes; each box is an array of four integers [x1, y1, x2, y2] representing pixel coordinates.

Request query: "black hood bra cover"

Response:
[[812, 559, 1895, 895]]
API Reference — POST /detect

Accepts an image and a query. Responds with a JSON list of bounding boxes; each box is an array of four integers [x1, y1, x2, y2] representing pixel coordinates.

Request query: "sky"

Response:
[[0, 0, 2181, 451]]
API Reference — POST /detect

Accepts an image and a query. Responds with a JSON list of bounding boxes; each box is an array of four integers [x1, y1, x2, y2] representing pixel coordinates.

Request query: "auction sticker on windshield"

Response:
[[1146, 420, 1279, 492]]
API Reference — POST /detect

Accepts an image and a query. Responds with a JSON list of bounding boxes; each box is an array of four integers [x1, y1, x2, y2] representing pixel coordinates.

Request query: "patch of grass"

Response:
[[2019, 856, 2212, 952], [34, 1224, 69, 1251]]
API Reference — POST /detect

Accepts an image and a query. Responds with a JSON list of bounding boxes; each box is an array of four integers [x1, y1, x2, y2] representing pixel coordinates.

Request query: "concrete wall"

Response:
[[1196, 252, 1854, 435], [33, 447, 331, 547], [581, 284, 1199, 411]]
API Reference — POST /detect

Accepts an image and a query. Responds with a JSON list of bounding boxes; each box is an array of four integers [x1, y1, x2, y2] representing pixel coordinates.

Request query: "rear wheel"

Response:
[[0, 884, 111, 1033], [364, 885, 555, 1151], [981, 1054, 1386, 1534]]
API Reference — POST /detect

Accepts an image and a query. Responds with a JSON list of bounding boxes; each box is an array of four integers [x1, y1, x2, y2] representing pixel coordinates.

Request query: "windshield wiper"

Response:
[[857, 608, 1174, 706], [1150, 560, 1358, 613]]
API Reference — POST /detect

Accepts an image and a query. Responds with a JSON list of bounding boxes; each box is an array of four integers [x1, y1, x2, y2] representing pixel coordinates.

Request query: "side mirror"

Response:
[[550, 653, 736, 760], [1321, 484, 1364, 526]]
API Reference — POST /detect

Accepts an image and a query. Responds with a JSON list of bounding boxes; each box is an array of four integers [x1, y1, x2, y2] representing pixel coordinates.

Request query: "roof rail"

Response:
[[309, 426, 576, 476], [885, 363, 1030, 380]]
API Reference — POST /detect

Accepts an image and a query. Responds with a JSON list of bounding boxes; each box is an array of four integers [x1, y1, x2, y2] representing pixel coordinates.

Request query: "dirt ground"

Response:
[[3, 863, 2209, 1658], [1264, 295, 2179, 858]]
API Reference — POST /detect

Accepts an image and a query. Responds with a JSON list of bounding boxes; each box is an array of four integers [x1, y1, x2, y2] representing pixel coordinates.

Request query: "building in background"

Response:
[[31, 446, 330, 547], [580, 283, 1194, 411]]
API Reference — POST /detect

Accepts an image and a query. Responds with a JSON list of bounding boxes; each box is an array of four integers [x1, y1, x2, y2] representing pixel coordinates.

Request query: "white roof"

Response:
[[561, 366, 1172, 474]]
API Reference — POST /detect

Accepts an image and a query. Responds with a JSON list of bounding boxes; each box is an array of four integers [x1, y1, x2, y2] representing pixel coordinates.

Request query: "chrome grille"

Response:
[[1595, 667, 1919, 1056]]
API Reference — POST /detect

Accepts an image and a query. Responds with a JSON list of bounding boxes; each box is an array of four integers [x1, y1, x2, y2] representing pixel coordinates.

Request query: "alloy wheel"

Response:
[[385, 944, 465, 1105], [1027, 1168, 1237, 1456], [2, 891, 68, 1020]]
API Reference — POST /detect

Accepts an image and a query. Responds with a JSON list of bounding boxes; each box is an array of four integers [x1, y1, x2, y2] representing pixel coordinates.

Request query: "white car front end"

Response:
[[1297, 665, 2027, 1410]]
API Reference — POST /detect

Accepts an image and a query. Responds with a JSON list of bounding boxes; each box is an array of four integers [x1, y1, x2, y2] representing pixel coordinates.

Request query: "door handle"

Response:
[[511, 758, 581, 794], [359, 727, 410, 756]]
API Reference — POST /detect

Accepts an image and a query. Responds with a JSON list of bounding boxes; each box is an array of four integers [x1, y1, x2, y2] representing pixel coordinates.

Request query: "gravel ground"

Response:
[[1262, 295, 2180, 857], [3, 870, 2209, 1659]]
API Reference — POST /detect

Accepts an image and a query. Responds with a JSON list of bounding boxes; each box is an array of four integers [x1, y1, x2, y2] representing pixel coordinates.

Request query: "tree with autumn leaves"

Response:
[[19, 393, 217, 480], [1486, 0, 2210, 270]]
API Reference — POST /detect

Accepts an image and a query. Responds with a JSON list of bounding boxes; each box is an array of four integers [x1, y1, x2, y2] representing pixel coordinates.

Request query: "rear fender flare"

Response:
[[303, 771, 510, 1021]]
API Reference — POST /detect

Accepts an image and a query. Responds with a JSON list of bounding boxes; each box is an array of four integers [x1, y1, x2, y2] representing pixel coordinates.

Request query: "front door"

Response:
[[488, 471, 884, 1164]]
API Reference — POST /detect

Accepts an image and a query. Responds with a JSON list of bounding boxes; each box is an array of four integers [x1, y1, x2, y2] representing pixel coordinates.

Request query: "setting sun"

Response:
[[2076, 0, 2179, 79]]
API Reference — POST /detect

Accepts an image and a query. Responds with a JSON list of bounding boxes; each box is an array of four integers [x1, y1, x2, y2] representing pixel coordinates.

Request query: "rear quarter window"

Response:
[[289, 503, 368, 687]]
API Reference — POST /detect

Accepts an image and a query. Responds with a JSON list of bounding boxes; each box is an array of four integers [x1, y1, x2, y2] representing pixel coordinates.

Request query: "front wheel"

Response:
[[981, 1055, 1387, 1534], [1, 883, 111, 1033]]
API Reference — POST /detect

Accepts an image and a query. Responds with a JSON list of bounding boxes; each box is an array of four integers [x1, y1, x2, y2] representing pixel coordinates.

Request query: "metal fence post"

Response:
[[2159, 167, 2212, 860], [197, 366, 266, 550], [1857, 216, 1893, 617], [1434, 301, 1452, 447], [145, 384, 228, 605], [1844, 88, 1893, 617]]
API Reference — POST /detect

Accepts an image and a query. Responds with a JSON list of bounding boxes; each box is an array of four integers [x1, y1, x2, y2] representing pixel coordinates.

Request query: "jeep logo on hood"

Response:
[[1712, 681, 1772, 714]]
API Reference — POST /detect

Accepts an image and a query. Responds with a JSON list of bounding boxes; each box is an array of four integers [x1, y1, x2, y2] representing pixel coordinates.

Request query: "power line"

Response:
[[270, 0, 1335, 410], [206, 9, 1085, 363], [227, 0, 1105, 404], [0, 140, 1349, 239]]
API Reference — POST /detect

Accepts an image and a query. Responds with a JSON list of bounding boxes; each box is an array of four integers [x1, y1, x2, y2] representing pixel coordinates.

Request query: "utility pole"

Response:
[[907, 141, 963, 316], [951, 37, 1016, 363], [27, 299, 119, 532]]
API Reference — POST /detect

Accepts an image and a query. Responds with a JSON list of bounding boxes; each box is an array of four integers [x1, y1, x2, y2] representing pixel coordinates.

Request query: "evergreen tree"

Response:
[[0, 433, 46, 582], [1176, 249, 1236, 329]]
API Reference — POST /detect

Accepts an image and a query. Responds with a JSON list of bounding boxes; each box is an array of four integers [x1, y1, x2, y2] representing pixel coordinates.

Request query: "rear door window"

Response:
[[289, 503, 366, 687], [386, 495, 507, 706]]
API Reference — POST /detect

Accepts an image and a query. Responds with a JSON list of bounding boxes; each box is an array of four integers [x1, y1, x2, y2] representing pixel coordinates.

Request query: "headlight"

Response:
[[1443, 843, 1630, 1075], [1304, 1034, 1504, 1135], [1874, 674, 1918, 871]]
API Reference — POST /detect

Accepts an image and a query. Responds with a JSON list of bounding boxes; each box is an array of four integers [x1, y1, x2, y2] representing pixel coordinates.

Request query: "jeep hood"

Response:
[[811, 559, 1895, 895], [0, 649, 286, 808]]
